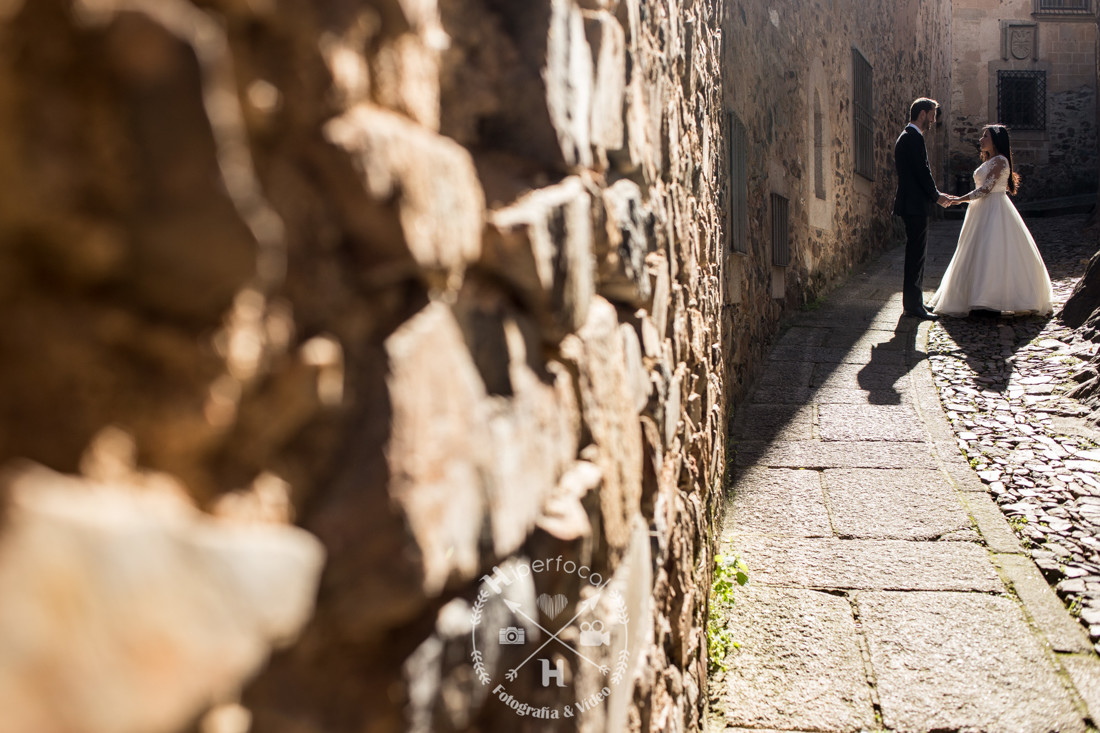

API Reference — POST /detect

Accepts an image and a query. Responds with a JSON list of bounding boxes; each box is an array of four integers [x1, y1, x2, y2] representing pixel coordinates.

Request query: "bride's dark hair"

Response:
[[983, 124, 1021, 195]]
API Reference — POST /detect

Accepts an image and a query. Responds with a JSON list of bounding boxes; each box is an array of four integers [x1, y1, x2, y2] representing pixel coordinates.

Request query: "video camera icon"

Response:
[[499, 626, 525, 645], [579, 620, 609, 646]]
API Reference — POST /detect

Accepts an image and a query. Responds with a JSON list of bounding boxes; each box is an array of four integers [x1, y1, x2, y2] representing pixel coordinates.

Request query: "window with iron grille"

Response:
[[997, 70, 1046, 130], [852, 48, 874, 181], [770, 193, 790, 267], [814, 92, 826, 200], [727, 111, 749, 255], [1034, 0, 1092, 16]]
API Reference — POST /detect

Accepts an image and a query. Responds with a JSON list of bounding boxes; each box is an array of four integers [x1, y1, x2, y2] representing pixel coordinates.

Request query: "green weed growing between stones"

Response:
[[707, 553, 749, 674]]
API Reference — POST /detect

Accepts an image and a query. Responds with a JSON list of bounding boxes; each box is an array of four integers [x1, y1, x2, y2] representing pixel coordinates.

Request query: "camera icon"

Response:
[[579, 621, 609, 646], [499, 626, 525, 645]]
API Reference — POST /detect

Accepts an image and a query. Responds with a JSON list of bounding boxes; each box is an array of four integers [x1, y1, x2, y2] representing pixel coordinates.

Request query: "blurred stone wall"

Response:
[[0, 0, 952, 732], [0, 0, 726, 731]]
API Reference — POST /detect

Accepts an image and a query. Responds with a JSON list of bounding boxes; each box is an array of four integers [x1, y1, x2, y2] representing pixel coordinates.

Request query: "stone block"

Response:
[[306, 302, 491, 641], [715, 586, 876, 731], [620, 321, 651, 414], [472, 0, 593, 168], [649, 251, 671, 341], [614, 51, 657, 181], [482, 176, 595, 340], [736, 440, 934, 470], [732, 537, 1003, 592], [484, 357, 580, 553], [858, 591, 1084, 732], [323, 104, 485, 280], [996, 553, 1093, 654], [383, 302, 491, 595], [594, 518, 653, 732], [583, 10, 626, 166], [576, 297, 644, 553], [725, 467, 831, 538], [823, 468, 974, 541], [730, 403, 814, 443], [368, 33, 443, 130], [596, 178, 652, 307], [453, 280, 582, 552], [537, 459, 601, 540], [0, 463, 323, 733]]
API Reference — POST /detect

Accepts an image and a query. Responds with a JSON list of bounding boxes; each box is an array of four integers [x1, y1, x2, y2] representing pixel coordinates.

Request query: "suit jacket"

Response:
[[892, 125, 940, 217]]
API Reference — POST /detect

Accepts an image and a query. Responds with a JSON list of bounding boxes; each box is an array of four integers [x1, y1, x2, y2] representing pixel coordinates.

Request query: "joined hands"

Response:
[[938, 194, 964, 207]]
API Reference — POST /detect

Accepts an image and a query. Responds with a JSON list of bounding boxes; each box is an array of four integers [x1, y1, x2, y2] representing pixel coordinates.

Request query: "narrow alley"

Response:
[[713, 214, 1100, 732]]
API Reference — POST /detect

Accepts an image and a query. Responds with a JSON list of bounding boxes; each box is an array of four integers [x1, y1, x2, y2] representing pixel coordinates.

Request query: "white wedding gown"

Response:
[[928, 155, 1053, 317]]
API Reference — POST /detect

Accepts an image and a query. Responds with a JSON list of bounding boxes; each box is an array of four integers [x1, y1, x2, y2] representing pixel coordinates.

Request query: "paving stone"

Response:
[[730, 404, 813, 443], [718, 728, 808, 733], [1059, 654, 1100, 727], [821, 330, 914, 352], [754, 360, 814, 390], [725, 468, 831, 538], [811, 362, 912, 392], [813, 386, 914, 406], [731, 536, 1003, 592], [817, 403, 926, 442], [823, 469, 972, 540], [774, 325, 830, 348], [857, 591, 1085, 733], [811, 345, 908, 366], [714, 586, 875, 732], [735, 440, 932, 469], [767, 343, 834, 363], [795, 308, 879, 329], [745, 385, 814, 405]]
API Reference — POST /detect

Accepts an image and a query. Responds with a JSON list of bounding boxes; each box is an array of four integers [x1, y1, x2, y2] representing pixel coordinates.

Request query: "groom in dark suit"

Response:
[[893, 97, 950, 320]]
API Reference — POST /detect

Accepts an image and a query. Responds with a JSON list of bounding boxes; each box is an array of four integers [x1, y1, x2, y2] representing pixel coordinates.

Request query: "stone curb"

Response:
[[908, 249, 1100, 729]]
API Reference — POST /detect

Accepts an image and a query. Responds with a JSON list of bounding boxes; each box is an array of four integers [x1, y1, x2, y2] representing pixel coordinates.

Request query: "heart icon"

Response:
[[537, 593, 568, 618]]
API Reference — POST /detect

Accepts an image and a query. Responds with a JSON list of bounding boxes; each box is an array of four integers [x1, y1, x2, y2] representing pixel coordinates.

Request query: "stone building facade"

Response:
[[949, 0, 1098, 203], [0, 1, 952, 733], [719, 0, 953, 399]]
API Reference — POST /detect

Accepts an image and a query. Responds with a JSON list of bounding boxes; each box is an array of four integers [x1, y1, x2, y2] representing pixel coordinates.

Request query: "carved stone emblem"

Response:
[[1010, 28, 1033, 60]]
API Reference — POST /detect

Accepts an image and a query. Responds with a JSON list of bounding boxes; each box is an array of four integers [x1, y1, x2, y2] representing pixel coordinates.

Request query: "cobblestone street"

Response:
[[927, 213, 1100, 649]]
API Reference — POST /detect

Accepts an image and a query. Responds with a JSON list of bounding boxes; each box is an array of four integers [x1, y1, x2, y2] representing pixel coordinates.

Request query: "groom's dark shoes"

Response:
[[903, 309, 939, 321]]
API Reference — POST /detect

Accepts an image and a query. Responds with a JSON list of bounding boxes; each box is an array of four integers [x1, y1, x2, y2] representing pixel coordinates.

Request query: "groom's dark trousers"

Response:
[[893, 124, 942, 314], [901, 215, 929, 314]]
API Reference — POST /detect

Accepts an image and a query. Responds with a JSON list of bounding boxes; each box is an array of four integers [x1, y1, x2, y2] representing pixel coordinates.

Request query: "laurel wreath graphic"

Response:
[[471, 589, 491, 684], [607, 588, 631, 684]]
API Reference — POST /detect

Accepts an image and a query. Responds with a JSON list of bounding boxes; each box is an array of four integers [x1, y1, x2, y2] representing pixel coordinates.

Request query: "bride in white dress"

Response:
[[928, 124, 1053, 317]]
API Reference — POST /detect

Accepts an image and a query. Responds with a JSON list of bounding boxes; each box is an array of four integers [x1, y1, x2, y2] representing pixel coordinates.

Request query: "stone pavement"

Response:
[[924, 215, 1100, 651], [710, 219, 1100, 732]]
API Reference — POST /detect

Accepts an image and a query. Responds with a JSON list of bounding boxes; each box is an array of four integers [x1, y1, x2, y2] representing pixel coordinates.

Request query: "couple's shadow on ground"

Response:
[[857, 311, 1050, 405], [857, 318, 919, 405], [932, 310, 1052, 393]]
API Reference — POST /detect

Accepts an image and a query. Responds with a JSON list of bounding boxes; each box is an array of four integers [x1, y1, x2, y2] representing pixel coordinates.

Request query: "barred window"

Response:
[[852, 48, 874, 180], [770, 193, 790, 267], [727, 112, 749, 255], [997, 70, 1046, 130], [814, 91, 826, 200], [1034, 0, 1092, 16]]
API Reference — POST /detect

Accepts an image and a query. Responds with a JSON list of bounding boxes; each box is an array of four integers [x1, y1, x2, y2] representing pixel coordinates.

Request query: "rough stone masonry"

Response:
[[0, 0, 952, 731]]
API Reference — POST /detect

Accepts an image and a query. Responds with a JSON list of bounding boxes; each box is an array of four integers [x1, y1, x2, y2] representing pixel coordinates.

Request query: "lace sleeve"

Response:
[[966, 156, 1007, 201]]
